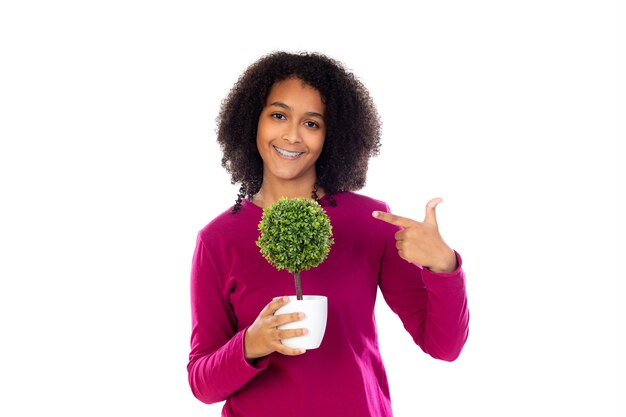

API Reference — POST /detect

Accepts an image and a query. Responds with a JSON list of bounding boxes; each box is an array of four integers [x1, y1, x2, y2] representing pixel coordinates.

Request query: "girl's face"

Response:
[[256, 77, 326, 186]]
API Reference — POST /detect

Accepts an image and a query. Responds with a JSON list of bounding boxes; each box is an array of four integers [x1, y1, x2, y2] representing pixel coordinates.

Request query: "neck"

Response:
[[253, 175, 324, 208]]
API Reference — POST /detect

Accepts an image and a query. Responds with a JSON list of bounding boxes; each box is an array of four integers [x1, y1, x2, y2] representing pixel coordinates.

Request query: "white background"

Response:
[[0, 1, 621, 416]]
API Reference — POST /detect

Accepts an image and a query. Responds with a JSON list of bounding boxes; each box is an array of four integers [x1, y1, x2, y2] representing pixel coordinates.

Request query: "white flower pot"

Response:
[[275, 295, 328, 349]]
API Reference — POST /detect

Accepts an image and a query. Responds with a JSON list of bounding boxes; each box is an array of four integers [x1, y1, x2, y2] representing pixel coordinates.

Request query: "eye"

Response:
[[271, 113, 286, 120], [304, 121, 319, 129]]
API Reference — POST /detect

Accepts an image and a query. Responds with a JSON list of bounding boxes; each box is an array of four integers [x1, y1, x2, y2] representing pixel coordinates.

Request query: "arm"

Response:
[[376, 203, 469, 361], [187, 234, 270, 404]]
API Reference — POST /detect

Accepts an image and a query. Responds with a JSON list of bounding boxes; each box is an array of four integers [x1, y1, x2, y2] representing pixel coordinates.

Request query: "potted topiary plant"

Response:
[[256, 197, 334, 349]]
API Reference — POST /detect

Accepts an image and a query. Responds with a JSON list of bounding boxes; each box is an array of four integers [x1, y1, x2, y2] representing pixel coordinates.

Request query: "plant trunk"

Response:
[[294, 271, 303, 300]]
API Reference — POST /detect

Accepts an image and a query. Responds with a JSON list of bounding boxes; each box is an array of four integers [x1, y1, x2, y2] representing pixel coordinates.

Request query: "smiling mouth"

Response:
[[273, 145, 305, 159]]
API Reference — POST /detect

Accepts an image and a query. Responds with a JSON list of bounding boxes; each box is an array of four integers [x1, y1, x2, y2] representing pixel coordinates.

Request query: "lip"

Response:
[[273, 145, 305, 160]]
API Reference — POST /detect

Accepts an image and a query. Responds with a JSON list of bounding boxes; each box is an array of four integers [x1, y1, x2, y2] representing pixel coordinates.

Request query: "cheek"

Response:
[[256, 119, 266, 141], [313, 134, 326, 155], [259, 122, 286, 148], [255, 132, 262, 154], [255, 127, 269, 158], [304, 127, 325, 153], [315, 141, 325, 156], [256, 120, 272, 149]]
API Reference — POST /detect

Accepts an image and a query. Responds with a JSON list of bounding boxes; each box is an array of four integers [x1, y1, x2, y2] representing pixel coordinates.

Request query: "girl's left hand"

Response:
[[373, 198, 457, 273]]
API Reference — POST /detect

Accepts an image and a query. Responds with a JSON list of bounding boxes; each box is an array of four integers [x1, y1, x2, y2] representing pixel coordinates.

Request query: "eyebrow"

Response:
[[269, 101, 325, 120]]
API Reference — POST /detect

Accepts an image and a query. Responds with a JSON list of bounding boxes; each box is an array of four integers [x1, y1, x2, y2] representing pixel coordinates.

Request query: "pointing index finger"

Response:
[[372, 211, 415, 228]]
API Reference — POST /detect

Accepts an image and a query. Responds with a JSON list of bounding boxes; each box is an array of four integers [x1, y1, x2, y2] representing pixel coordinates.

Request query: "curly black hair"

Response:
[[216, 51, 382, 213]]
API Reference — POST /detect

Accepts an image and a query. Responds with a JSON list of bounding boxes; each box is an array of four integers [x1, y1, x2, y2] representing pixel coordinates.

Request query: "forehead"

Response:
[[266, 78, 324, 112]]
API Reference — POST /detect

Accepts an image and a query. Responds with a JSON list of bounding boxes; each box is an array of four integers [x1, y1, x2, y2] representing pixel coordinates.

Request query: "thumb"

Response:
[[424, 197, 443, 225]]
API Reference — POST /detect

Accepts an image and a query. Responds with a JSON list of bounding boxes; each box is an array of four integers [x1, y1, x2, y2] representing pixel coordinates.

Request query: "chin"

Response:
[[268, 167, 314, 182], [275, 172, 304, 181]]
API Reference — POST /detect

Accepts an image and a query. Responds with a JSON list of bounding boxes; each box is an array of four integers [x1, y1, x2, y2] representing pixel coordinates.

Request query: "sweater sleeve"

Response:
[[377, 208, 469, 362], [187, 234, 270, 404]]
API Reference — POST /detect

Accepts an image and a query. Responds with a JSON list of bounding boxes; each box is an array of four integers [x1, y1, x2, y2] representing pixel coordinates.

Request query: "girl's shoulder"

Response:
[[197, 200, 260, 241]]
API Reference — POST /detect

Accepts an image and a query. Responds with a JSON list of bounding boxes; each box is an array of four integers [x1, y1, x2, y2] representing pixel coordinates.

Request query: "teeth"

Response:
[[274, 145, 303, 158]]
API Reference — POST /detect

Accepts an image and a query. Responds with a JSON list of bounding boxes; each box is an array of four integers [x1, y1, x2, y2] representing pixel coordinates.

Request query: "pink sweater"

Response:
[[188, 192, 469, 416]]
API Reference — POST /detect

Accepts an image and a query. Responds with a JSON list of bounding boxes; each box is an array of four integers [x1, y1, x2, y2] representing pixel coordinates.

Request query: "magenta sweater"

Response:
[[188, 192, 469, 416]]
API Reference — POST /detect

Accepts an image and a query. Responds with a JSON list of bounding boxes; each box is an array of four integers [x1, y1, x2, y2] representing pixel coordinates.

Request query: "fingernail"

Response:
[[298, 313, 305, 319], [299, 349, 307, 354], [282, 296, 289, 302], [372, 211, 379, 218], [302, 329, 309, 335]]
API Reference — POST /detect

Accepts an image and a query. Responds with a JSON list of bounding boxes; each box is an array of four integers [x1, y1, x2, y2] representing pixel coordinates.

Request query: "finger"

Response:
[[277, 327, 309, 340], [273, 312, 305, 327], [262, 296, 290, 317], [372, 211, 416, 228], [397, 249, 411, 262], [275, 344, 307, 356], [424, 197, 443, 225], [394, 230, 405, 241]]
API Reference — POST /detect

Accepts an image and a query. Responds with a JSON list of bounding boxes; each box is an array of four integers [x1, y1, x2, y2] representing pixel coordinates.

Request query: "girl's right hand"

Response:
[[244, 296, 308, 361]]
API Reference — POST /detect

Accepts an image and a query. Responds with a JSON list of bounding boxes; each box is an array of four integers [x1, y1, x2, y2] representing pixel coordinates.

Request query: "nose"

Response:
[[281, 121, 302, 144]]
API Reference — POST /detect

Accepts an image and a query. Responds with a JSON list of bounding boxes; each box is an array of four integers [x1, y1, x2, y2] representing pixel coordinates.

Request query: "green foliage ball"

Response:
[[256, 198, 334, 274]]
